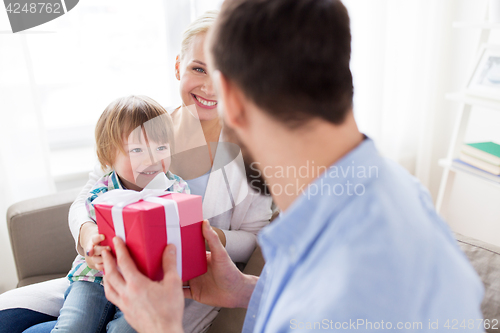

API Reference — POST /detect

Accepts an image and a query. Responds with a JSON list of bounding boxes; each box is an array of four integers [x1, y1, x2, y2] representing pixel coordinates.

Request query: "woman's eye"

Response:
[[129, 148, 143, 153], [193, 67, 206, 74], [157, 145, 169, 151]]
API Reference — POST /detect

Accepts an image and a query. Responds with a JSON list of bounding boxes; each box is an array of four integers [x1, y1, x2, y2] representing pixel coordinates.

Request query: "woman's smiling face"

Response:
[[176, 33, 218, 120]]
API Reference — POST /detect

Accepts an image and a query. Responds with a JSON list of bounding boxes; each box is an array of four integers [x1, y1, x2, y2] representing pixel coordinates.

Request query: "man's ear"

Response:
[[175, 55, 181, 80], [213, 71, 247, 130]]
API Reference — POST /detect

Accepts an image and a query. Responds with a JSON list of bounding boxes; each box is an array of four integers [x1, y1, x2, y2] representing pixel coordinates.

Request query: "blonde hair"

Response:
[[179, 10, 219, 60], [95, 95, 174, 170]]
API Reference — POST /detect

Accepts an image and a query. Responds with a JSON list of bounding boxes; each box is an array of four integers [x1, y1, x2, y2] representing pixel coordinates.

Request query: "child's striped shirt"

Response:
[[67, 170, 189, 284]]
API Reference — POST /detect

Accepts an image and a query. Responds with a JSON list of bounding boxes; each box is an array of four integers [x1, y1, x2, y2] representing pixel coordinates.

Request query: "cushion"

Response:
[[456, 233, 500, 332]]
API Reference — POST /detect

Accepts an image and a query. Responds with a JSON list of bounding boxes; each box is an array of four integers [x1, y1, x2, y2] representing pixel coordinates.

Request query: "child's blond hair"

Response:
[[95, 95, 174, 170], [179, 10, 219, 60]]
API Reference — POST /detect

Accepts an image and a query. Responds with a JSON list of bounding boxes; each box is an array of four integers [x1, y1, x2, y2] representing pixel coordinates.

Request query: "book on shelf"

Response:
[[452, 159, 500, 183], [461, 142, 500, 166], [459, 152, 500, 175]]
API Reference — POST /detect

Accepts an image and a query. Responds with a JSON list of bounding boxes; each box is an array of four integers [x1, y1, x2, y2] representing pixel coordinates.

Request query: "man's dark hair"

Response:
[[211, 0, 353, 127]]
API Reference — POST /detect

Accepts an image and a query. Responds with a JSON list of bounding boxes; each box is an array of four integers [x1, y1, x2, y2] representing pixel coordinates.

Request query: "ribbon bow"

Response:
[[92, 172, 176, 207], [93, 173, 183, 277]]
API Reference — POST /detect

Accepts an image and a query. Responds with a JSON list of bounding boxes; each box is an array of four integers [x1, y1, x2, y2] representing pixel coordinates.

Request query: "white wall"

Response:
[[345, 0, 500, 247], [440, 4, 500, 247], [445, 107, 500, 246]]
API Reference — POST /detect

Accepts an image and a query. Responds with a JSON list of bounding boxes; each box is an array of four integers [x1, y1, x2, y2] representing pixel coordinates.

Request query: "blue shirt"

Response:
[[185, 171, 210, 201], [243, 139, 483, 332]]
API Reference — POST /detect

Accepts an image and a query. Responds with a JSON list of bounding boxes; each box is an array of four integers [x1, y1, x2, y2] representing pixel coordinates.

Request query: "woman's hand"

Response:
[[79, 222, 110, 271]]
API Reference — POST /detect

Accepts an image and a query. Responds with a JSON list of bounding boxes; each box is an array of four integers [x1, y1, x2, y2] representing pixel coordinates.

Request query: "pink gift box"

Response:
[[95, 192, 207, 282]]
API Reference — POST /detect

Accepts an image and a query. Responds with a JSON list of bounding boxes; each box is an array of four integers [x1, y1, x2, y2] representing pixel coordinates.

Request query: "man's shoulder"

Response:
[[262, 144, 483, 332], [298, 156, 478, 292], [275, 186, 482, 330], [349, 156, 435, 224], [326, 160, 456, 265]]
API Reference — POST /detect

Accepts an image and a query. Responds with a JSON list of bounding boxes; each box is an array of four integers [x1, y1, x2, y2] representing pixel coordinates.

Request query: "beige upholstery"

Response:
[[7, 188, 79, 287], [6, 191, 500, 332], [456, 233, 500, 333]]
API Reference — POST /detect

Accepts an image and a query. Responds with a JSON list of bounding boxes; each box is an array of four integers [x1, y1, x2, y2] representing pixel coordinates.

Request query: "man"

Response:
[[102, 0, 484, 332]]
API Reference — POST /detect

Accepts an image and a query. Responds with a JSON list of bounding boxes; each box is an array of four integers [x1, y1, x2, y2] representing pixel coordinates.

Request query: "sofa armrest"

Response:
[[7, 189, 80, 287]]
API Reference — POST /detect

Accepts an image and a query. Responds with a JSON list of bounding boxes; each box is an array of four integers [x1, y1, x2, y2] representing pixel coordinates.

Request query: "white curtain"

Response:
[[0, 34, 55, 292], [345, 0, 489, 199]]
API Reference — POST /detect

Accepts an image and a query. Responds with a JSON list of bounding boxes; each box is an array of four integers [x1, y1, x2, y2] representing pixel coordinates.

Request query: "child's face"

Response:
[[114, 130, 171, 191], [176, 33, 218, 121]]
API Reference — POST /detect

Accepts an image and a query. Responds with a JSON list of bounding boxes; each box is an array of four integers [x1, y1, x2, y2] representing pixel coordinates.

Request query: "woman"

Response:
[[0, 10, 273, 333]]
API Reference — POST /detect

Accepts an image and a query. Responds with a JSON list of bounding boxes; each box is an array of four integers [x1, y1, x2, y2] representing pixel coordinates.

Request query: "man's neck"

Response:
[[251, 112, 364, 211]]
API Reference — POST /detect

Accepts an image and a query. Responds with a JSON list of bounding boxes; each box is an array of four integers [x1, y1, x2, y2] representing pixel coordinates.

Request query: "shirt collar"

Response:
[[258, 138, 383, 262], [110, 171, 124, 190]]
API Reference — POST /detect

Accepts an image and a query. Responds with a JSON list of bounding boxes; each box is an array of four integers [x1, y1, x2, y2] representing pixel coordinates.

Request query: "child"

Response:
[[51, 95, 188, 333]]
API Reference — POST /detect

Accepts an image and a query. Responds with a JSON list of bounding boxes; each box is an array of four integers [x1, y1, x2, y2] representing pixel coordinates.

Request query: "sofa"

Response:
[[5, 189, 500, 332]]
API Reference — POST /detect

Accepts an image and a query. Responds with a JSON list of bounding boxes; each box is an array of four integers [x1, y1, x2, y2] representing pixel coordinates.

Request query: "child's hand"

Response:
[[80, 222, 110, 271]]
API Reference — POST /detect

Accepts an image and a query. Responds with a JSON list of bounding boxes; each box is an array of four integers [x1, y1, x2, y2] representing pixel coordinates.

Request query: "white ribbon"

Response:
[[92, 173, 183, 277], [145, 197, 182, 278]]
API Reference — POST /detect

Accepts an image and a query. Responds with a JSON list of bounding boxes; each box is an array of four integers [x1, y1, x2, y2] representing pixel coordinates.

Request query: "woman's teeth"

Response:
[[194, 95, 217, 106]]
